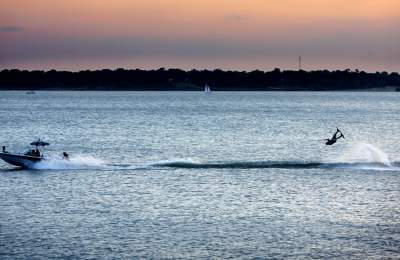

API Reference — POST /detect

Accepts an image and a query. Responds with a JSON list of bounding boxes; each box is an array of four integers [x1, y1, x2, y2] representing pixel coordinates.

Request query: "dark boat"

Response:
[[0, 139, 49, 168], [0, 153, 43, 167]]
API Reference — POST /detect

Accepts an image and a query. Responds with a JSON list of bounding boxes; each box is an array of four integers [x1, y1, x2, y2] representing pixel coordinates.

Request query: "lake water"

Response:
[[0, 91, 399, 259]]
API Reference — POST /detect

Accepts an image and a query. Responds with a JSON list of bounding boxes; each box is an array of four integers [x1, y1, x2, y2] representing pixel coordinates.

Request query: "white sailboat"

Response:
[[204, 84, 211, 93]]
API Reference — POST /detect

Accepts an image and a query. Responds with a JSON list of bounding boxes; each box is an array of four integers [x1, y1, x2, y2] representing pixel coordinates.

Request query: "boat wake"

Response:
[[32, 155, 105, 170], [148, 143, 399, 171], [150, 159, 399, 171], [18, 143, 399, 172]]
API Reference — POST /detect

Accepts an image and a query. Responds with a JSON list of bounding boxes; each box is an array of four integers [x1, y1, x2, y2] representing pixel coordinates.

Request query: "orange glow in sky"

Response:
[[1, 0, 399, 71]]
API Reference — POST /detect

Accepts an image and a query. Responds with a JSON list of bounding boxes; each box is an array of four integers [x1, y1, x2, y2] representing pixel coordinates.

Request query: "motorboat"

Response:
[[0, 139, 67, 168]]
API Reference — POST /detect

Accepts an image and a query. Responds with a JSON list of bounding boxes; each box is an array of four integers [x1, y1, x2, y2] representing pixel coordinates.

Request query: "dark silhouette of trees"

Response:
[[0, 68, 399, 91]]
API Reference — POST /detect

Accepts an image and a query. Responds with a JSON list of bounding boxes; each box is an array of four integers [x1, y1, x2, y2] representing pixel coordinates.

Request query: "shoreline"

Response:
[[1, 69, 399, 91], [0, 88, 398, 92]]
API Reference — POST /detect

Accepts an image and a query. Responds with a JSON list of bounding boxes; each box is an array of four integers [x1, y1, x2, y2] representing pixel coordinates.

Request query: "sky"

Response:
[[0, 0, 399, 72]]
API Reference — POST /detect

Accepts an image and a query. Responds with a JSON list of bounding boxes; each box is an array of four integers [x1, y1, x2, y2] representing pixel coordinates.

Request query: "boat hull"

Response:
[[0, 153, 43, 168]]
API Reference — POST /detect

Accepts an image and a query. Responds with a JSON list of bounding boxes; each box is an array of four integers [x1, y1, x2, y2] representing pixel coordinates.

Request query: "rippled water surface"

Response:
[[1, 91, 400, 259]]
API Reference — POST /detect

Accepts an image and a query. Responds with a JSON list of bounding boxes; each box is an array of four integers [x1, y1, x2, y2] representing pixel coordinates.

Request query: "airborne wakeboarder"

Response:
[[325, 128, 345, 145]]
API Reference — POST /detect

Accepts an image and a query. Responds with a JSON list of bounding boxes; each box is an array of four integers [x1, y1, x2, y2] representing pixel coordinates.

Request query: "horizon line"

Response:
[[1, 67, 399, 74]]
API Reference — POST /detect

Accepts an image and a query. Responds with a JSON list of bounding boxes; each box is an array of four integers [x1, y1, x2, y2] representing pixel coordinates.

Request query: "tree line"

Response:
[[0, 68, 399, 91]]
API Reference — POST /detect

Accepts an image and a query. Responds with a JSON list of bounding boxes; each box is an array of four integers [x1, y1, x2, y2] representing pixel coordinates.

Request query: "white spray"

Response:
[[32, 154, 105, 170], [337, 142, 392, 166]]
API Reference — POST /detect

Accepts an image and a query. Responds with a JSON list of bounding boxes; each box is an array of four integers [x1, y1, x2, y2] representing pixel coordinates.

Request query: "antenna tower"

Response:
[[298, 56, 302, 71]]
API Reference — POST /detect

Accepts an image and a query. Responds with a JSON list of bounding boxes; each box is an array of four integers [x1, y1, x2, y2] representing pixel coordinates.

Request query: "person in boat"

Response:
[[325, 128, 345, 145], [2, 146, 6, 153], [27, 148, 40, 157]]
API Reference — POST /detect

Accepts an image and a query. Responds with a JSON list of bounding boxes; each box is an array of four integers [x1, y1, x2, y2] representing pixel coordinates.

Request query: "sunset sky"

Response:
[[1, 0, 399, 72]]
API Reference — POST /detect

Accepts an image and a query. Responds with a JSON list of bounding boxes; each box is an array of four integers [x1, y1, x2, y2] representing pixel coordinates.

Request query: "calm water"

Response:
[[1, 91, 399, 259]]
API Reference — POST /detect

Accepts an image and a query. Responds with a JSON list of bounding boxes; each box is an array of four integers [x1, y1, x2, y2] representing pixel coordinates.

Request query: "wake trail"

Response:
[[150, 159, 400, 171], [21, 143, 399, 172], [149, 143, 399, 171]]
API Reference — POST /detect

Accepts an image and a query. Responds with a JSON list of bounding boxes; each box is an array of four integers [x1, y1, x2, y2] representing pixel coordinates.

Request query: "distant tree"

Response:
[[0, 68, 399, 90]]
